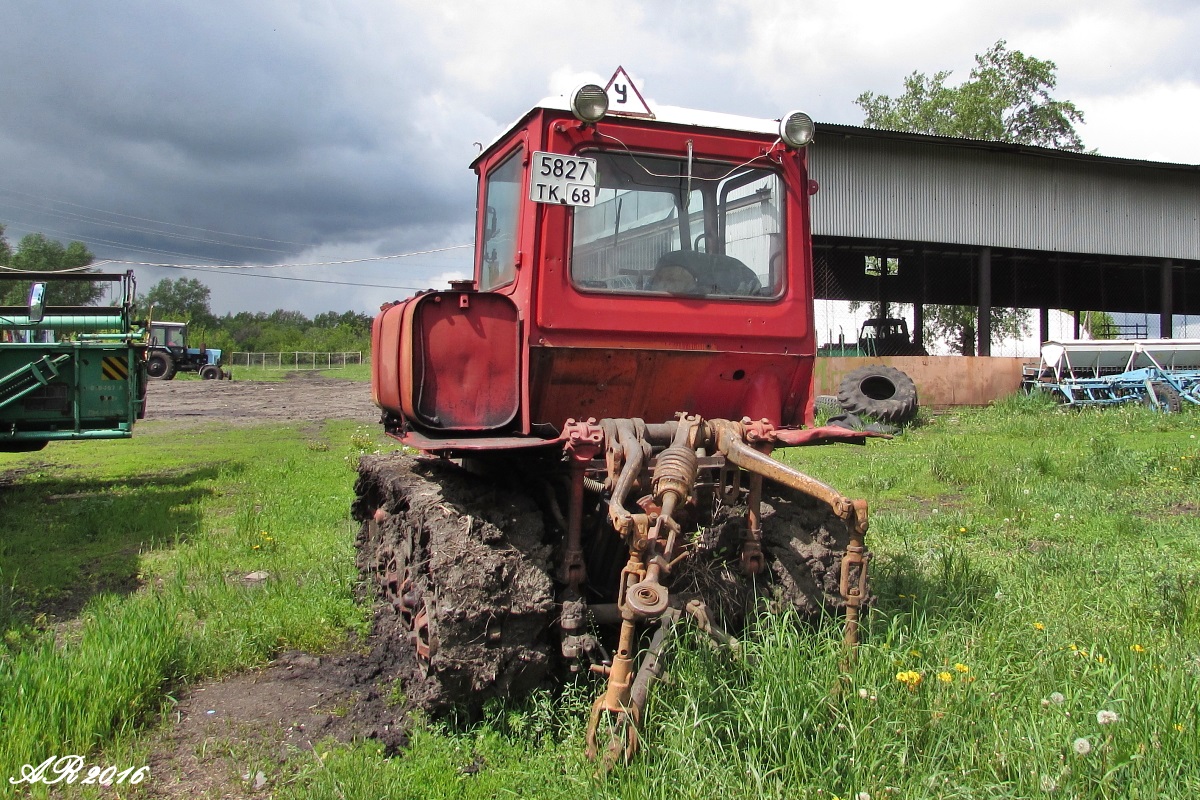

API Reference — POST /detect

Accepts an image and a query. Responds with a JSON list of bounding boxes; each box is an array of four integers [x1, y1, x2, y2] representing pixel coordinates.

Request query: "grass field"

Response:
[[0, 393, 1197, 798], [170, 362, 372, 382]]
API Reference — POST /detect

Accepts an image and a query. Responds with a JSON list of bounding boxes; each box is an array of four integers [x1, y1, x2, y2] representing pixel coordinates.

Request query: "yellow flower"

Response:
[[1175, 724, 1184, 732], [896, 670, 923, 689], [937, 671, 953, 683], [954, 663, 970, 673], [1130, 644, 1145, 653], [910, 649, 922, 657], [1033, 622, 1046, 631], [959, 527, 967, 533], [252, 544, 261, 550], [1095, 654, 1106, 664]]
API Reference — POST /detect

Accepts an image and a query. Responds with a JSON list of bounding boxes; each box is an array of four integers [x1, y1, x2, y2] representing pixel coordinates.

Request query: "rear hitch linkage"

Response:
[[561, 413, 879, 765]]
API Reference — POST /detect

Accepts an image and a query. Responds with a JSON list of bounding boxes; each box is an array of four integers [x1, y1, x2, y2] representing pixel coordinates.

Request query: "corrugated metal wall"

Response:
[[808, 134, 1200, 261]]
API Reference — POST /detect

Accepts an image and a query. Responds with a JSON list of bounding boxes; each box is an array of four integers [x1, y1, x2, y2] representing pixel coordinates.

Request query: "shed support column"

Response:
[[977, 247, 992, 357], [1039, 307, 1049, 345], [1161, 259, 1174, 338], [914, 248, 926, 349]]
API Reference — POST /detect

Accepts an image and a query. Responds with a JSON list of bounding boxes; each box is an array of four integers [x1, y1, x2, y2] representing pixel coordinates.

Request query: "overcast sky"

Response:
[[2, 0, 1197, 316]]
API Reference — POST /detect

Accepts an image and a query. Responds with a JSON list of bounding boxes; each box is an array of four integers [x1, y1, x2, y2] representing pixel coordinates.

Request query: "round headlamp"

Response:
[[570, 84, 609, 124], [779, 111, 815, 148]]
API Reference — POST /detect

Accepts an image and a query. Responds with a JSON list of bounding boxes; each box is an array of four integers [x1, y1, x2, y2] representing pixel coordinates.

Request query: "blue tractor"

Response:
[[147, 321, 226, 380]]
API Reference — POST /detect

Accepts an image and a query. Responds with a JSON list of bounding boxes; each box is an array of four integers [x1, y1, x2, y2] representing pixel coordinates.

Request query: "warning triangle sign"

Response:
[[604, 67, 654, 118]]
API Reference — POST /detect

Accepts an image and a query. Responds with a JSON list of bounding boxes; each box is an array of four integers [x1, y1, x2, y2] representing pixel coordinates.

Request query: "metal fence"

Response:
[[228, 351, 364, 370]]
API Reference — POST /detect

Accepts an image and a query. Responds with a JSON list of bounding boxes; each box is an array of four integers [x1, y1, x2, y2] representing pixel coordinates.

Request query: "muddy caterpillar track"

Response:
[[354, 453, 555, 714]]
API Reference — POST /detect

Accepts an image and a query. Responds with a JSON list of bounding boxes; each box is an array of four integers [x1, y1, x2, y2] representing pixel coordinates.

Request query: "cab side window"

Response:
[[479, 148, 523, 290]]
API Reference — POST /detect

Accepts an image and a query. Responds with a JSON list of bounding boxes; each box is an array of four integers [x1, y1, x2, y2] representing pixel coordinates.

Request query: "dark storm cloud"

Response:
[[1, 0, 1196, 315], [0, 1, 482, 272]]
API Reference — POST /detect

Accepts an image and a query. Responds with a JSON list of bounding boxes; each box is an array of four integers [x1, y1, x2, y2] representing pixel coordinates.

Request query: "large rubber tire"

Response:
[[1142, 381, 1183, 413], [836, 365, 918, 424], [199, 364, 221, 380], [353, 453, 555, 715], [146, 352, 175, 381]]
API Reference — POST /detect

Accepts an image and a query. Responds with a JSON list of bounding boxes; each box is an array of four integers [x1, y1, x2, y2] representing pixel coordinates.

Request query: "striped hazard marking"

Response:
[[101, 356, 130, 380]]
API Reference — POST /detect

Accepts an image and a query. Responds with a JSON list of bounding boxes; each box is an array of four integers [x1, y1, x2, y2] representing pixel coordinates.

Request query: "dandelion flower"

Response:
[[1072, 737, 1092, 756], [954, 663, 970, 674], [959, 526, 967, 533], [1175, 723, 1184, 732], [938, 671, 953, 683], [1053, 513, 1061, 520], [1033, 622, 1046, 631], [896, 670, 923, 689], [1130, 644, 1145, 653], [1040, 774, 1057, 793], [1096, 709, 1119, 725], [857, 793, 871, 800], [858, 688, 869, 699], [1049, 692, 1065, 705]]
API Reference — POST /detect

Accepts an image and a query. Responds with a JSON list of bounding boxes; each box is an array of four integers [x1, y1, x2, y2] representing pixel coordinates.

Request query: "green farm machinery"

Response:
[[0, 271, 148, 452]]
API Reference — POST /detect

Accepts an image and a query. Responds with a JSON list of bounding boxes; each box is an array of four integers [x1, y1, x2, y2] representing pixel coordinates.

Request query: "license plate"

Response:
[[529, 152, 597, 207]]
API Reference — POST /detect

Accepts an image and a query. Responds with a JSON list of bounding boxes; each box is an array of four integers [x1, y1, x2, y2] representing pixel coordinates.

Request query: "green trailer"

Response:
[[0, 271, 147, 452]]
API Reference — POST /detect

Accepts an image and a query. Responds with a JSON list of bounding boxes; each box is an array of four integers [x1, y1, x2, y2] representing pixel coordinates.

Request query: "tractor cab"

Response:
[[857, 317, 928, 357], [149, 321, 188, 351], [374, 79, 822, 448]]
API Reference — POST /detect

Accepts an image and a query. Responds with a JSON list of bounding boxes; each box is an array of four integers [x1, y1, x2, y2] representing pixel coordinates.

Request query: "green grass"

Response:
[[220, 362, 371, 382], [0, 393, 1197, 797], [0, 419, 377, 792]]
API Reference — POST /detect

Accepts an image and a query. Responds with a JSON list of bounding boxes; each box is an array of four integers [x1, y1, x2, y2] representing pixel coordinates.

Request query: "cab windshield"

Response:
[[571, 151, 784, 299]]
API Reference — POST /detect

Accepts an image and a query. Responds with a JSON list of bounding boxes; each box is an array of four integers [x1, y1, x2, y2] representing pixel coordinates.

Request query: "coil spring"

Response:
[[652, 445, 699, 503]]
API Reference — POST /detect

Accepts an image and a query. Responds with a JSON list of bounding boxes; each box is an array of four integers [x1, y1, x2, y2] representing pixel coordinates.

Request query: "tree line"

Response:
[[0, 229, 371, 355], [140, 277, 372, 355]]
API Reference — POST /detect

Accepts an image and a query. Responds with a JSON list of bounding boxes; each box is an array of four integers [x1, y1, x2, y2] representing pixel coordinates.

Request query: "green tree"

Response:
[[143, 277, 213, 324], [856, 41, 1085, 354], [857, 40, 1085, 150], [0, 224, 12, 267], [0, 231, 101, 307]]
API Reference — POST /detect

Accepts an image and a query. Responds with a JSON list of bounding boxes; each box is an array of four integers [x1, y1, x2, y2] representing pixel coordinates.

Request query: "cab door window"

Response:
[[479, 148, 523, 290]]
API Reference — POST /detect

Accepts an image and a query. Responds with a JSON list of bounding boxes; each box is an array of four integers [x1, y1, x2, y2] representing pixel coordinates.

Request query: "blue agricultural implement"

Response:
[[1022, 339, 1200, 411]]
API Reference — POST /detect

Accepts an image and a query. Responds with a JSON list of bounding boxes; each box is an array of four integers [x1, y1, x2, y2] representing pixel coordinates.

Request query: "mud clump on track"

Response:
[[353, 452, 556, 716], [673, 487, 869, 631]]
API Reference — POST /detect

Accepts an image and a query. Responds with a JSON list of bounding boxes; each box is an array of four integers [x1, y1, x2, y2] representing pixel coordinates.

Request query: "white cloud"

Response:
[[1077, 81, 1200, 164]]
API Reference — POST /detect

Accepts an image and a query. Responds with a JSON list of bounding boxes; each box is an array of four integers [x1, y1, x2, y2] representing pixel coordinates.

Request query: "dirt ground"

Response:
[[143, 372, 378, 426], [125, 375, 409, 797]]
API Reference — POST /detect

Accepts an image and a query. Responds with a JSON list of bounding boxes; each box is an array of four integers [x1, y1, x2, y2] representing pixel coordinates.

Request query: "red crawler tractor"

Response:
[[355, 74, 882, 763]]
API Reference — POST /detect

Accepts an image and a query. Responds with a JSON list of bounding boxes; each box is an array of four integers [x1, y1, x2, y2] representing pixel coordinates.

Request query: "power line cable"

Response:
[[153, 263, 436, 290], [0, 217, 248, 264], [0, 199, 294, 255], [0, 186, 306, 246], [102, 244, 473, 269]]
